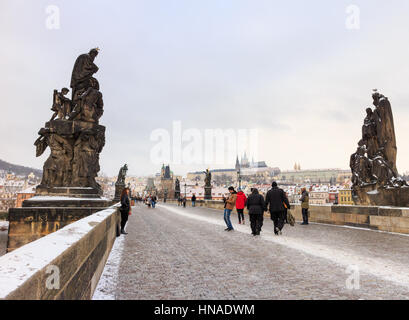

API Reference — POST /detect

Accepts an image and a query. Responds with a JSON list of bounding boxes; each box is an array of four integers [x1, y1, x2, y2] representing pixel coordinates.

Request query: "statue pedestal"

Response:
[[114, 183, 125, 202], [204, 187, 212, 200], [7, 187, 111, 252], [354, 185, 409, 207]]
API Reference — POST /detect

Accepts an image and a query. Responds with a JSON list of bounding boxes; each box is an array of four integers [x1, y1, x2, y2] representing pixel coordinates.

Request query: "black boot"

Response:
[[121, 228, 128, 235]]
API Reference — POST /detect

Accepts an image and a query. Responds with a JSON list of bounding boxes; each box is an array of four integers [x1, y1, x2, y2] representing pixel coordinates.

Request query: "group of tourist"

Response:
[[144, 194, 157, 208], [223, 182, 310, 236], [118, 182, 310, 237], [177, 196, 187, 207]]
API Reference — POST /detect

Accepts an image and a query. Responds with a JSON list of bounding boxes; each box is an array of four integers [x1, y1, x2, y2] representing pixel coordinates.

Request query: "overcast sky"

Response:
[[1, 0, 409, 176]]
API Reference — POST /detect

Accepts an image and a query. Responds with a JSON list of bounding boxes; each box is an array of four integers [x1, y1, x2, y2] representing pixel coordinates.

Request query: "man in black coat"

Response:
[[247, 188, 265, 236], [265, 182, 290, 235]]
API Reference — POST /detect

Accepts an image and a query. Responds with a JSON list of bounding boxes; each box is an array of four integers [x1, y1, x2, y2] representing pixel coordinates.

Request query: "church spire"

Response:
[[235, 155, 240, 171]]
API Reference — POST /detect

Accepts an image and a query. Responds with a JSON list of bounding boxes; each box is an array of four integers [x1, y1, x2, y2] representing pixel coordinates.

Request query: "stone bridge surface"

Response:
[[94, 203, 409, 300]]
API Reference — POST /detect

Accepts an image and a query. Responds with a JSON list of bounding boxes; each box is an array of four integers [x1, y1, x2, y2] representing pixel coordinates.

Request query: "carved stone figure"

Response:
[[116, 164, 128, 185], [351, 90, 409, 206], [204, 169, 212, 200], [70, 48, 99, 102], [174, 178, 181, 199], [69, 79, 104, 123], [114, 164, 128, 201], [50, 88, 72, 121], [34, 49, 106, 194], [204, 169, 212, 187]]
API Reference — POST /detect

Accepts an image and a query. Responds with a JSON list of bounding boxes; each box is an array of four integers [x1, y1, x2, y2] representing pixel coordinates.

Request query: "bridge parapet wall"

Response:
[[163, 200, 409, 234], [0, 205, 120, 300]]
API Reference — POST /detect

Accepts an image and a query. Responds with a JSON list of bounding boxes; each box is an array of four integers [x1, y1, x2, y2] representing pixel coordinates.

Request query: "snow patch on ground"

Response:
[[160, 204, 409, 289], [92, 235, 125, 300]]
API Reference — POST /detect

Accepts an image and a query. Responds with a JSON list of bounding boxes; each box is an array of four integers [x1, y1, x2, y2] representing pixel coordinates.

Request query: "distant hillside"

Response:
[[0, 159, 42, 177]]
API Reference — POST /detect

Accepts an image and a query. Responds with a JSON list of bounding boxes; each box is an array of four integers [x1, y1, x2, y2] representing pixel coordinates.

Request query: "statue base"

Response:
[[114, 183, 125, 202], [354, 185, 409, 207], [7, 190, 111, 252], [204, 187, 212, 200]]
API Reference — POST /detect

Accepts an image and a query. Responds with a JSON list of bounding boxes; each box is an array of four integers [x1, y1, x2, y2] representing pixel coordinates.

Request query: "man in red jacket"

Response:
[[236, 188, 247, 224]]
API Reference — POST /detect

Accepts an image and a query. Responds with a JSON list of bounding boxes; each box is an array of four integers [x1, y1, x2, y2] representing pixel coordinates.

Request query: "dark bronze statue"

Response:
[[351, 90, 408, 206], [204, 169, 212, 187], [70, 48, 99, 101], [50, 88, 72, 121], [116, 164, 128, 185], [35, 49, 106, 193]]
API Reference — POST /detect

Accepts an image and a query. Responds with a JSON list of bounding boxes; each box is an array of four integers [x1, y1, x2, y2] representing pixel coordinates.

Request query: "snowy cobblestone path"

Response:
[[94, 203, 409, 300]]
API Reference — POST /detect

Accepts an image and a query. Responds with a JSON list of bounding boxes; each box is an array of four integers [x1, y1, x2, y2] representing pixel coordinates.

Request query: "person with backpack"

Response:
[[235, 187, 247, 224], [224, 187, 237, 231], [246, 188, 265, 236], [300, 187, 310, 225], [265, 181, 290, 235]]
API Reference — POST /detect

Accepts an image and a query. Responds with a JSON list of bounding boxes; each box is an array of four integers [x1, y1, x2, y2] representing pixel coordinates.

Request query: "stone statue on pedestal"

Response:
[[204, 169, 212, 200], [34, 48, 106, 196], [351, 90, 409, 206], [174, 178, 180, 199], [8, 48, 112, 252], [114, 164, 128, 202]]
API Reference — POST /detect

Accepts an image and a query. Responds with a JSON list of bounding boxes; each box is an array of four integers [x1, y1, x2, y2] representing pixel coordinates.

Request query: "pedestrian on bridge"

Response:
[[265, 182, 290, 235], [236, 188, 247, 225], [151, 195, 157, 208], [191, 194, 196, 207], [224, 187, 237, 231], [247, 188, 265, 236], [120, 188, 131, 235], [300, 188, 310, 225]]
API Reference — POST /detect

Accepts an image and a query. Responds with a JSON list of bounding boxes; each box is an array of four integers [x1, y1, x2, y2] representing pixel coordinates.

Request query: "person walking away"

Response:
[[191, 194, 196, 207], [178, 196, 181, 206], [300, 188, 310, 225], [265, 182, 289, 235], [120, 188, 131, 235], [236, 188, 247, 224], [182, 196, 187, 208], [147, 195, 152, 208], [247, 188, 265, 236], [151, 195, 157, 208], [224, 187, 237, 231]]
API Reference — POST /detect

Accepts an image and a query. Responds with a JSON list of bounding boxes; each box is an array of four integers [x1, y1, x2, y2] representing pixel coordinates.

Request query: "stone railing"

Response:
[[0, 205, 120, 300], [163, 199, 409, 234]]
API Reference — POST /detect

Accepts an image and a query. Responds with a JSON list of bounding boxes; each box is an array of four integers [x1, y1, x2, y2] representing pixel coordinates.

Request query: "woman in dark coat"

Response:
[[246, 188, 265, 236], [120, 188, 131, 235]]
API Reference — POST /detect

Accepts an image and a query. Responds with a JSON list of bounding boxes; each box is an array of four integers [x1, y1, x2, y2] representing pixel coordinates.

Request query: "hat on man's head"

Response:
[[272, 181, 278, 187]]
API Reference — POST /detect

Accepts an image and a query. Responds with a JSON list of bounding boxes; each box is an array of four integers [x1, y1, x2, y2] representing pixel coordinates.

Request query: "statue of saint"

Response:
[[69, 78, 103, 123], [50, 88, 72, 121], [204, 169, 212, 187], [116, 164, 128, 185], [70, 48, 99, 101]]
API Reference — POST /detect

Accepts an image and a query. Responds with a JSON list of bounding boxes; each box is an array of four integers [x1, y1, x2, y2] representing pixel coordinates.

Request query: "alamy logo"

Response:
[[45, 5, 61, 30], [45, 265, 60, 290], [345, 265, 360, 290], [345, 5, 360, 30], [150, 121, 259, 166]]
